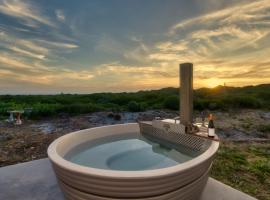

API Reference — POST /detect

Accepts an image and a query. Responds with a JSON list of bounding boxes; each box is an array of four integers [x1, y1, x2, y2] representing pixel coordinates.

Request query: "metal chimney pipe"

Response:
[[180, 63, 193, 126]]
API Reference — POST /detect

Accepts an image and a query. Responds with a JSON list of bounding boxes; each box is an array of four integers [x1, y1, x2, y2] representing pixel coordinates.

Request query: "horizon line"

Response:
[[1, 83, 269, 95]]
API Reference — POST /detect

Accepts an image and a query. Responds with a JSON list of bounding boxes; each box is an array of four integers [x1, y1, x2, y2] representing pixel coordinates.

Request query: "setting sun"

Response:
[[203, 78, 224, 88]]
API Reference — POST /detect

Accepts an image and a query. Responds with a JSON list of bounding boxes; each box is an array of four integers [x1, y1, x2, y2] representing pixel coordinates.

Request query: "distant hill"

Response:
[[0, 84, 269, 119]]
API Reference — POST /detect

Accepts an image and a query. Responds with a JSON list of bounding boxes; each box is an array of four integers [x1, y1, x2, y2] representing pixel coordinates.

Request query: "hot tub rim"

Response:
[[48, 123, 219, 179]]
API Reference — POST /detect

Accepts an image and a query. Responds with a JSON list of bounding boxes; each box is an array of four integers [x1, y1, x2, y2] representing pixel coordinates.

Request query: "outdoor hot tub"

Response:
[[48, 123, 219, 200]]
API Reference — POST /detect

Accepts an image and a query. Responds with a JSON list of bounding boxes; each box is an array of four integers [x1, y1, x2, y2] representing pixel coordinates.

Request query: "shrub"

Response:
[[28, 103, 102, 118], [127, 101, 142, 112], [30, 103, 61, 118], [194, 99, 209, 110], [61, 103, 102, 115], [257, 124, 270, 133], [223, 96, 262, 109], [163, 95, 179, 110]]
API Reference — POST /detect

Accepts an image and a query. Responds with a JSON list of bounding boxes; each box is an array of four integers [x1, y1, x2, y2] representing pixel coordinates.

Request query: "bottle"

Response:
[[208, 114, 215, 137]]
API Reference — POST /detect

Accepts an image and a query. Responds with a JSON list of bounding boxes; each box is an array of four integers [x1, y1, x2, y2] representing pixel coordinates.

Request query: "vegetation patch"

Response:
[[0, 84, 269, 119], [211, 141, 270, 200], [258, 124, 270, 134]]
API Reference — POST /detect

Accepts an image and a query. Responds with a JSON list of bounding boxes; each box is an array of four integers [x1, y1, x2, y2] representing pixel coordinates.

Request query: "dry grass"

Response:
[[0, 132, 57, 167]]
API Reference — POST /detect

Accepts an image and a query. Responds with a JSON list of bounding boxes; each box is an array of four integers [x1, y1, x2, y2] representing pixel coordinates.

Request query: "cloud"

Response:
[[95, 35, 124, 54], [0, 53, 33, 69], [8, 46, 45, 60], [0, 0, 54, 27], [123, 39, 150, 63], [0, 27, 79, 68], [34, 39, 79, 49], [96, 63, 174, 78], [0, 0, 92, 93], [0, 31, 50, 61], [191, 25, 267, 46], [156, 41, 188, 52], [0, 52, 94, 87], [142, 0, 270, 87], [170, 0, 270, 34], [15, 39, 50, 54], [148, 53, 181, 61], [82, 63, 178, 92], [55, 9, 65, 22]]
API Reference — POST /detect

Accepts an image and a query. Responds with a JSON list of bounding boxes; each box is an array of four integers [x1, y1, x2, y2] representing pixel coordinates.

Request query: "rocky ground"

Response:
[[0, 109, 270, 167], [211, 110, 270, 141]]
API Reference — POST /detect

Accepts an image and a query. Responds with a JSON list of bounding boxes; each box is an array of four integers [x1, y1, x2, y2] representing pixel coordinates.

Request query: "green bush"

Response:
[[30, 103, 61, 118], [194, 99, 209, 110], [63, 103, 102, 114], [127, 101, 142, 112], [163, 95, 179, 110], [223, 96, 262, 109]]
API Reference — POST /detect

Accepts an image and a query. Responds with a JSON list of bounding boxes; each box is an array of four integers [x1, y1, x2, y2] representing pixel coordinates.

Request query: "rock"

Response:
[[107, 112, 114, 118], [262, 112, 270, 119], [136, 110, 178, 121], [30, 123, 55, 134], [113, 114, 122, 121]]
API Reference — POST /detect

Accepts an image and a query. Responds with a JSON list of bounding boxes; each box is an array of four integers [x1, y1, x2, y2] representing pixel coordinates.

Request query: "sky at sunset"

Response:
[[0, 0, 270, 94]]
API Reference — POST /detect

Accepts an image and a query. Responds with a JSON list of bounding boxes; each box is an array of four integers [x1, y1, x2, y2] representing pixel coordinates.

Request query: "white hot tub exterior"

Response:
[[48, 123, 219, 200]]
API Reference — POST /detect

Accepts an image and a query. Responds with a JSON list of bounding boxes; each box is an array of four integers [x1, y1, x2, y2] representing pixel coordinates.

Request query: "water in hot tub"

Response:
[[64, 134, 200, 171]]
